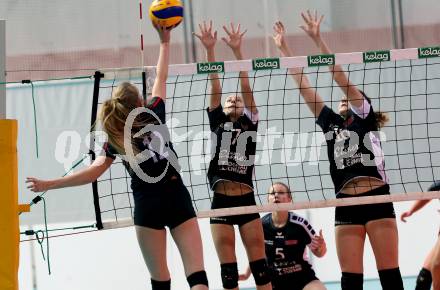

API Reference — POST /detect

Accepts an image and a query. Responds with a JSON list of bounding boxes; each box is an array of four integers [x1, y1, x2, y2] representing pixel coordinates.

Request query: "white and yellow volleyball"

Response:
[[149, 0, 184, 29]]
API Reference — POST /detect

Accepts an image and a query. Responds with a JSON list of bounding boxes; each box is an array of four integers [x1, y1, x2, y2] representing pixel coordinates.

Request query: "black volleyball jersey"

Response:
[[262, 212, 316, 278], [207, 105, 259, 190], [316, 98, 387, 193], [104, 97, 180, 191]]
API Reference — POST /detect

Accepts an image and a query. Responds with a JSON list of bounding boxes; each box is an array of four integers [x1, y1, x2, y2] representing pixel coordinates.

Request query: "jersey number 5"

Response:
[[276, 248, 285, 260]]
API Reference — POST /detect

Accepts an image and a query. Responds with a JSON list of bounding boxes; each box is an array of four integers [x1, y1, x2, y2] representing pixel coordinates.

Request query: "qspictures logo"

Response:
[[253, 58, 280, 70], [123, 107, 180, 183], [197, 62, 225, 74], [363, 50, 390, 63], [418, 46, 440, 58], [307, 54, 335, 67]]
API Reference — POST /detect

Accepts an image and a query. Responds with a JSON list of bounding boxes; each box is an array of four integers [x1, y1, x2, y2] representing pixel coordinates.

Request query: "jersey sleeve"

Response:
[[207, 105, 227, 132], [145, 97, 166, 124], [289, 213, 316, 244], [350, 98, 372, 119], [303, 221, 316, 245], [316, 105, 340, 133]]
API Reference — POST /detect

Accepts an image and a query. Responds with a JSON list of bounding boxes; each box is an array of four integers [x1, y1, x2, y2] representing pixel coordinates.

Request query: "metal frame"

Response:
[[390, 0, 405, 49]]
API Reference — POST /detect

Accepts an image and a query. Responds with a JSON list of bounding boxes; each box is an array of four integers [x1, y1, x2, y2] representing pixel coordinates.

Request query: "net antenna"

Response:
[[138, 0, 147, 101], [138, 1, 157, 98]]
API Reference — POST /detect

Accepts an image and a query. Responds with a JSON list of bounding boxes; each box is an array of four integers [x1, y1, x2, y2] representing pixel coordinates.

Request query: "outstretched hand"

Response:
[[193, 20, 217, 50], [221, 22, 247, 52], [26, 177, 50, 192], [272, 21, 287, 51], [300, 10, 324, 42]]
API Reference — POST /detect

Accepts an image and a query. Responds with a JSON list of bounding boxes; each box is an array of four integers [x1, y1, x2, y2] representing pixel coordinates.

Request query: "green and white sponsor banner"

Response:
[[103, 46, 440, 77], [418, 46, 440, 58], [307, 54, 335, 66], [252, 58, 280, 70], [363, 50, 391, 62], [196, 62, 225, 74]]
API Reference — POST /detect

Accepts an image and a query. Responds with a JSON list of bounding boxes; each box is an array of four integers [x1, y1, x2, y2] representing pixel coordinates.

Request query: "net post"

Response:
[[0, 20, 19, 290], [90, 71, 104, 230], [0, 119, 19, 290]]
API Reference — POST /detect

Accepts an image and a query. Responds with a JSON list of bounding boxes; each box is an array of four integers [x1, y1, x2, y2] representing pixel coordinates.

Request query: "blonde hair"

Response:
[[97, 82, 154, 154]]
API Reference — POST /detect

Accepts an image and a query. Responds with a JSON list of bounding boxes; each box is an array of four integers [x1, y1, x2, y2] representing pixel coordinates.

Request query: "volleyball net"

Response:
[[86, 46, 440, 229]]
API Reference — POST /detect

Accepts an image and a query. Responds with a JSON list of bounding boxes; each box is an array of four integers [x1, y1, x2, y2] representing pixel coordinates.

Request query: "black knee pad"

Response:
[[151, 279, 171, 290], [249, 259, 271, 286], [415, 267, 432, 290], [187, 270, 209, 288], [341, 272, 363, 290], [416, 268, 432, 290], [220, 262, 238, 289], [378, 268, 404, 290]]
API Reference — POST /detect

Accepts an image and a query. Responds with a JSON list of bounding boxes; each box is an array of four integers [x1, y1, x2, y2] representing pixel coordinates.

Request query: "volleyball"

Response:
[[149, 0, 184, 29]]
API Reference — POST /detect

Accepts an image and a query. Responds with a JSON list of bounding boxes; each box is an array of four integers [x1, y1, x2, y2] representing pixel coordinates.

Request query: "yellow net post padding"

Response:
[[0, 120, 19, 290], [18, 204, 30, 214]]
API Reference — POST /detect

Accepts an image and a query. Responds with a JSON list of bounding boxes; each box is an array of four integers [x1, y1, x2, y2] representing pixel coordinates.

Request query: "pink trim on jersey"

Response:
[[147, 97, 161, 109], [350, 98, 371, 119], [243, 107, 259, 124]]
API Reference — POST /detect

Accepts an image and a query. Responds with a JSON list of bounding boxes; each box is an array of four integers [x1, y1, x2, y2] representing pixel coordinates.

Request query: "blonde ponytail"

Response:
[[97, 82, 155, 155]]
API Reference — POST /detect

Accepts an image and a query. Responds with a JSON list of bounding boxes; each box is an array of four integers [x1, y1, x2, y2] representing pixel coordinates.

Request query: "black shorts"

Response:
[[133, 175, 196, 230], [210, 192, 260, 226], [272, 270, 319, 290], [335, 184, 396, 226]]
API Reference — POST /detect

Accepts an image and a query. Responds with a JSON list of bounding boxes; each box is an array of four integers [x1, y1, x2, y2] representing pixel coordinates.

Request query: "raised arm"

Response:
[[273, 21, 325, 117], [300, 10, 364, 108], [194, 21, 222, 110], [26, 156, 113, 192], [222, 23, 257, 113], [152, 26, 171, 101]]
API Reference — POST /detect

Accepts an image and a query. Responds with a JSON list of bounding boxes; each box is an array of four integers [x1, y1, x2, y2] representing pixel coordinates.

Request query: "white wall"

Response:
[[1, 0, 149, 55], [1, 0, 439, 56], [400, 0, 440, 25]]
